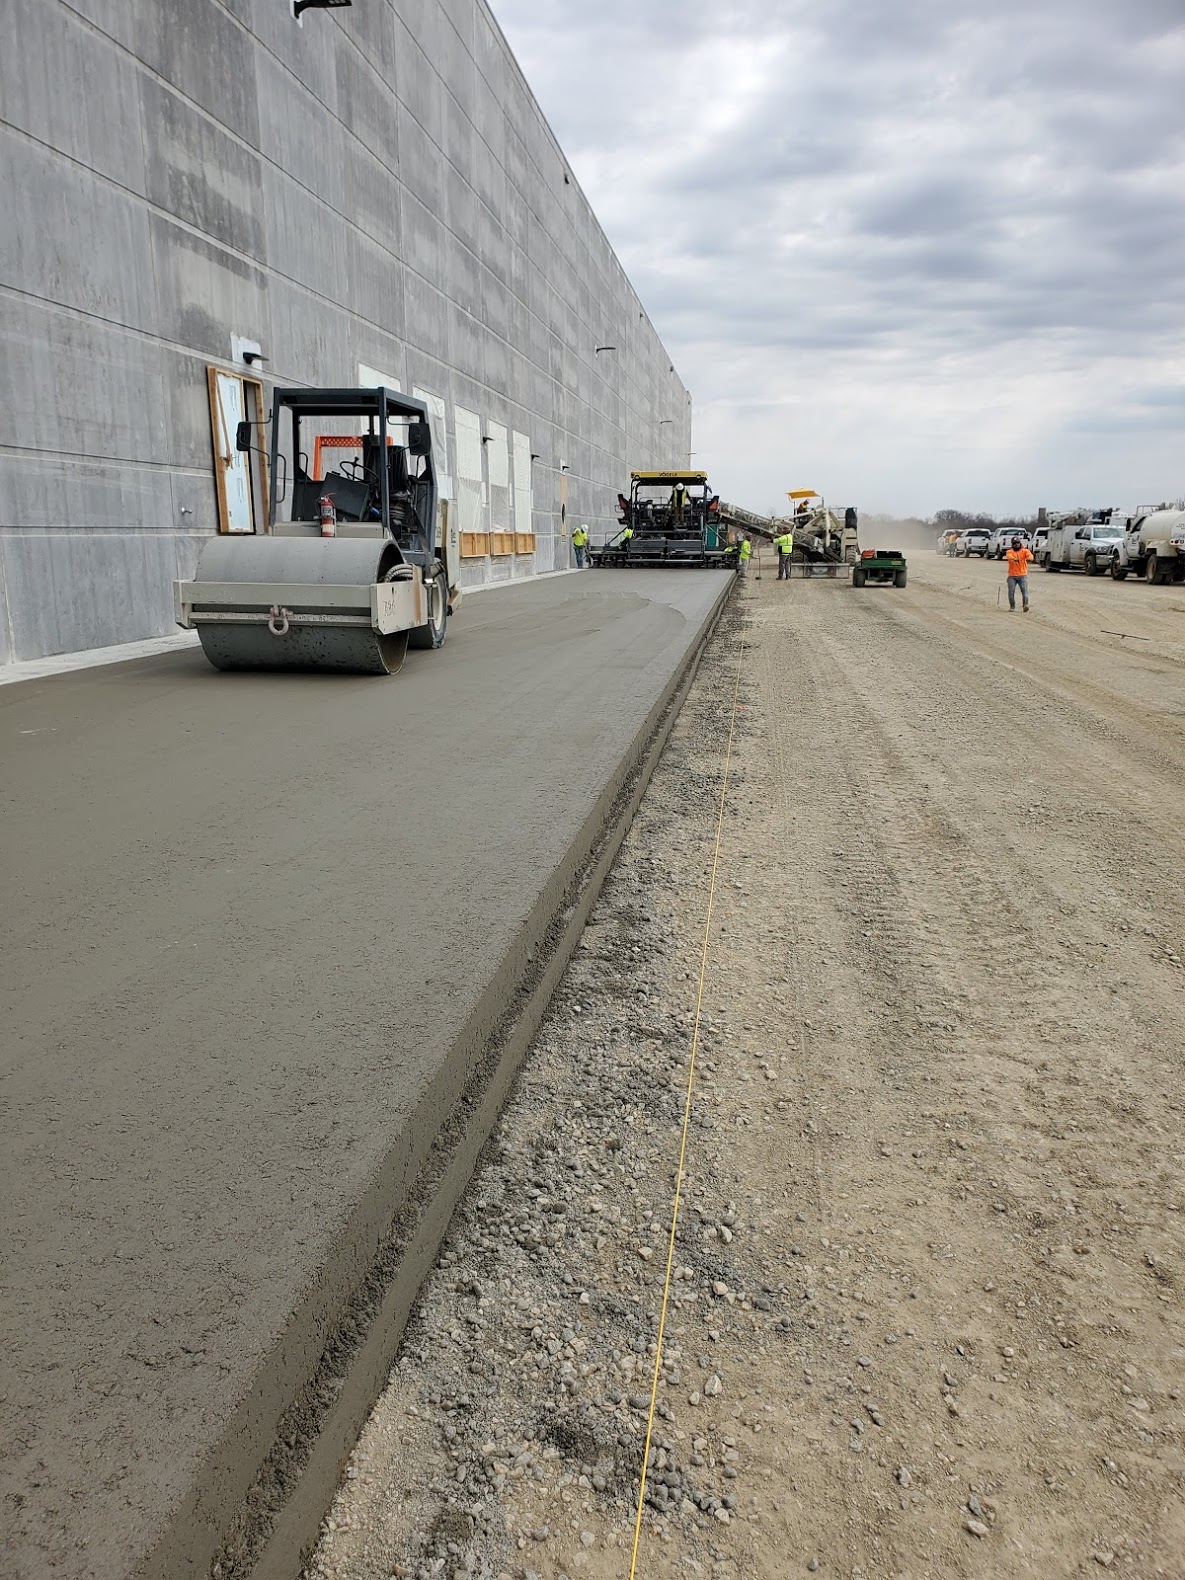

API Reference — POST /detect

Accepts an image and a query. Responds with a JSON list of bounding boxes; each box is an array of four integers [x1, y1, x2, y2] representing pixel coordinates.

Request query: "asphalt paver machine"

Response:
[[592, 470, 729, 568], [175, 388, 457, 674]]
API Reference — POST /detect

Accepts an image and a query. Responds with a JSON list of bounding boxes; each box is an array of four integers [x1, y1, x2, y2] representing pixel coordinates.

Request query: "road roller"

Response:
[[175, 387, 459, 674]]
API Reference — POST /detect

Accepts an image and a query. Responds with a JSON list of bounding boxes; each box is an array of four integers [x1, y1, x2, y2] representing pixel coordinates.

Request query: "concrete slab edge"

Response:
[[132, 577, 735, 1580]]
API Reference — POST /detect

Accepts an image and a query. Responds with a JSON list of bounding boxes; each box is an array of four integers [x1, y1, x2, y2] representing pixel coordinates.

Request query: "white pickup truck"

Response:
[[987, 526, 1032, 560], [1042, 515, 1125, 575], [1108, 508, 1185, 584]]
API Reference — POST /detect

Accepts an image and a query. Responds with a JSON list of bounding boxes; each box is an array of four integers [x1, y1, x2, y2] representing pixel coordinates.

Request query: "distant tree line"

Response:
[[761, 507, 1042, 533], [931, 508, 1039, 532]]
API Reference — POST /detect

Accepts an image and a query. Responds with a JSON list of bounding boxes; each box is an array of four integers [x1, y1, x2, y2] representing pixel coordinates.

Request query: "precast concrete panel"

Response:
[[140, 78, 266, 257], [0, 0, 693, 662], [0, 0, 147, 193], [136, 0, 264, 147]]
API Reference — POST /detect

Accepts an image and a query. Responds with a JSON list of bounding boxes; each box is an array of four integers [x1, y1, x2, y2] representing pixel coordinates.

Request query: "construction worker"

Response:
[[773, 527, 795, 580], [1004, 536, 1033, 612], [572, 523, 589, 569], [619, 523, 634, 557], [736, 533, 751, 578]]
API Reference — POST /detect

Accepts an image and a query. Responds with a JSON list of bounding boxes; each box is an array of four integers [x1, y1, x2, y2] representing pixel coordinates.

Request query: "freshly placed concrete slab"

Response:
[[0, 570, 732, 1580]]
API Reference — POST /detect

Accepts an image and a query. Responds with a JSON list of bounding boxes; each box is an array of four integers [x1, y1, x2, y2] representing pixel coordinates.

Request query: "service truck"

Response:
[[1041, 512, 1125, 575]]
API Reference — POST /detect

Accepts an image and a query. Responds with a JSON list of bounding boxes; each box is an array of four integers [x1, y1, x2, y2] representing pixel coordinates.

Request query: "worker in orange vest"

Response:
[[1004, 537, 1033, 612]]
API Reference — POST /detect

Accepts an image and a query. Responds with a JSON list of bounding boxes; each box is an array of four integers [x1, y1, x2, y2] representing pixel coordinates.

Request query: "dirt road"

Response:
[[310, 553, 1185, 1580]]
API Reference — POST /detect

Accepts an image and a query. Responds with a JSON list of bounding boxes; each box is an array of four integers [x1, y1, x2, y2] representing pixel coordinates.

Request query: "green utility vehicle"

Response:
[[851, 547, 907, 588]]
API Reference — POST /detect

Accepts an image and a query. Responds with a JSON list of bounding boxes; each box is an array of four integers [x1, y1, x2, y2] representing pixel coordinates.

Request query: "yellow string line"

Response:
[[627, 628, 747, 1580]]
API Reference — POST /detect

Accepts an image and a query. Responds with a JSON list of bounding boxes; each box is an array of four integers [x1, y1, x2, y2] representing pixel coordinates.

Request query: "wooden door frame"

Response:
[[207, 367, 270, 534]]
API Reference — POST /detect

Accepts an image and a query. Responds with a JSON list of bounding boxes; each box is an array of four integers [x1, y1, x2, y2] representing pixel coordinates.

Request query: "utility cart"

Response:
[[851, 548, 908, 588]]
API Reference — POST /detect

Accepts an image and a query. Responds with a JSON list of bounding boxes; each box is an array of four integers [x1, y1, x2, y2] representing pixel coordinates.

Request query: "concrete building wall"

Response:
[[0, 0, 692, 663]]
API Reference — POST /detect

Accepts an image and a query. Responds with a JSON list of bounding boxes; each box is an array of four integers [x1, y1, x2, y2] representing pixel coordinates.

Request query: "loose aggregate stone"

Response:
[[308, 571, 1185, 1580]]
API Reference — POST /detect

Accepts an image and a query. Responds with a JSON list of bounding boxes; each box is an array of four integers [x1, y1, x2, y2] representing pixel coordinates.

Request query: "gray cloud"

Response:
[[490, 0, 1185, 514]]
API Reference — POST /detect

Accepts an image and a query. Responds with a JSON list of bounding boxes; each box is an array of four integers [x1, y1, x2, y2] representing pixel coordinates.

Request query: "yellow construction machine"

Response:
[[592, 471, 729, 567], [785, 490, 860, 570]]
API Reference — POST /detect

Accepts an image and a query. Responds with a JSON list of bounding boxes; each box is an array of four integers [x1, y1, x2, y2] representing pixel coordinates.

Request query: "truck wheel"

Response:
[[408, 564, 449, 649], [1084, 553, 1097, 576], [1145, 552, 1160, 585], [1110, 559, 1127, 580], [894, 568, 907, 587], [1043, 555, 1058, 571], [852, 568, 866, 587]]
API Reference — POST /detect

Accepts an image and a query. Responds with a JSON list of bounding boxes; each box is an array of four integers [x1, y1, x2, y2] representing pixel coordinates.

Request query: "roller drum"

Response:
[[194, 535, 404, 587], [189, 536, 410, 675], [197, 624, 410, 675]]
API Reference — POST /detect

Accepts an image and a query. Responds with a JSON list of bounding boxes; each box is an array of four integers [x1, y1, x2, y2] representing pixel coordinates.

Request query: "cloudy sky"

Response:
[[491, 0, 1185, 518]]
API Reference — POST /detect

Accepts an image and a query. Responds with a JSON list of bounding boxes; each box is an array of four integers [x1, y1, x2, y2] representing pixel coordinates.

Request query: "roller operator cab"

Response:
[[591, 471, 727, 567], [175, 388, 459, 674]]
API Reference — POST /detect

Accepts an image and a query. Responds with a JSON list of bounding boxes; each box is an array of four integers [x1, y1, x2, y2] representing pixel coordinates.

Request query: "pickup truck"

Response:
[[955, 527, 993, 558], [1042, 517, 1125, 575], [987, 527, 1032, 559], [1108, 508, 1185, 584]]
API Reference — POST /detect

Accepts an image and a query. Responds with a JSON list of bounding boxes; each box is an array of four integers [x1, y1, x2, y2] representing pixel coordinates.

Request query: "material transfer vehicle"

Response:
[[175, 387, 457, 673], [786, 491, 860, 567]]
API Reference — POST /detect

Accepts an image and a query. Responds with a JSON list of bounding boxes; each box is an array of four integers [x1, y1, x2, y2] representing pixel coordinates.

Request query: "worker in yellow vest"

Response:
[[773, 528, 795, 580], [736, 534, 752, 578], [619, 524, 634, 558], [572, 523, 589, 569]]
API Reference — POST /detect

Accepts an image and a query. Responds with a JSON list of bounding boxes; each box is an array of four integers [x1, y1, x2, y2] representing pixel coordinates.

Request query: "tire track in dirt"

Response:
[[311, 572, 1184, 1580], [743, 576, 1183, 1574]]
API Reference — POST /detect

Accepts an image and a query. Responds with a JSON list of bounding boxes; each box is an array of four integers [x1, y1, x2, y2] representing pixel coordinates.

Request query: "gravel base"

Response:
[[306, 597, 762, 1580], [309, 561, 1185, 1580]]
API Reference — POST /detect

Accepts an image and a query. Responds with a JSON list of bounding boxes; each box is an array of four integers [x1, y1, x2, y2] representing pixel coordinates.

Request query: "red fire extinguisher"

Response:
[[319, 494, 337, 538]]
